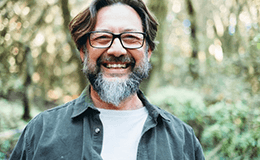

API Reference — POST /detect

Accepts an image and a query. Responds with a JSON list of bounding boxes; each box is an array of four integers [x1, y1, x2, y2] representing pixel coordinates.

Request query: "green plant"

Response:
[[202, 101, 260, 159], [148, 86, 260, 159], [148, 86, 207, 140]]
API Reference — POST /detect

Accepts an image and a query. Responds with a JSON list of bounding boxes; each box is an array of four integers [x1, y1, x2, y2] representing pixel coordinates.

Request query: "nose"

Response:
[[107, 38, 127, 57]]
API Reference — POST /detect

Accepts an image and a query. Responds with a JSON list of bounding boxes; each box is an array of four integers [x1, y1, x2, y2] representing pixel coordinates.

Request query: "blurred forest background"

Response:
[[0, 0, 260, 159]]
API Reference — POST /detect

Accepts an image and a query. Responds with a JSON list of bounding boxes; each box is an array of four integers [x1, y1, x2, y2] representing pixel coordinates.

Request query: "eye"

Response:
[[122, 32, 143, 40], [122, 34, 139, 39], [121, 33, 143, 44], [91, 33, 112, 41]]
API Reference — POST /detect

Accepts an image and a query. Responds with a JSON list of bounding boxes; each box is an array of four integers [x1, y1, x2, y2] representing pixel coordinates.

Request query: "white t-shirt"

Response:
[[97, 107, 148, 160]]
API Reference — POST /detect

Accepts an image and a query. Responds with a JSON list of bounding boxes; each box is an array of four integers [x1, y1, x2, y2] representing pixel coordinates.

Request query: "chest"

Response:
[[31, 115, 186, 160]]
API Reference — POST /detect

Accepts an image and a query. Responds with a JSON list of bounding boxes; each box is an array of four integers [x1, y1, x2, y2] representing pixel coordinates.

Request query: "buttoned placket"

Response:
[[81, 108, 103, 160], [77, 88, 168, 160], [93, 112, 103, 154]]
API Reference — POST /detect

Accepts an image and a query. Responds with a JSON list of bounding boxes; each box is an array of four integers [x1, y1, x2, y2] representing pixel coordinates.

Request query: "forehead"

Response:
[[94, 4, 143, 32]]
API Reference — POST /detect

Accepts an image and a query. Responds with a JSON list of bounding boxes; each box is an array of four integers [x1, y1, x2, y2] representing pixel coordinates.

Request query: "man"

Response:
[[10, 0, 205, 159]]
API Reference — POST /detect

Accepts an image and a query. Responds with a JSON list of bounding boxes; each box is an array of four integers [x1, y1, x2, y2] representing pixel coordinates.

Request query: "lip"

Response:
[[101, 62, 132, 77], [102, 62, 130, 69]]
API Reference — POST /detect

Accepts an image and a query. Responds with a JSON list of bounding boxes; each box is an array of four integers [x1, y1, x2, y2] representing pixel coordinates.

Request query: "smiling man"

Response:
[[81, 3, 152, 109], [10, 0, 205, 159]]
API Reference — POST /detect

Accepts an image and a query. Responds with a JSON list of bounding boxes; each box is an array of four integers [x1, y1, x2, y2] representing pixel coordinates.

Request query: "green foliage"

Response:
[[0, 134, 20, 159], [0, 139, 11, 159], [0, 151, 6, 160], [203, 101, 260, 159], [0, 75, 23, 96], [0, 0, 85, 105], [149, 86, 206, 139], [149, 86, 260, 159], [0, 98, 41, 159]]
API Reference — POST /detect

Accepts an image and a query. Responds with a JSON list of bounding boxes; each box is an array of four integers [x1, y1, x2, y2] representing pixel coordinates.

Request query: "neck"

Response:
[[90, 86, 143, 110]]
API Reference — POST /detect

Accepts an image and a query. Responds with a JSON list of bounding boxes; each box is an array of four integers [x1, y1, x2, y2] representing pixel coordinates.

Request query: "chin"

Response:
[[103, 71, 130, 78], [103, 75, 129, 82]]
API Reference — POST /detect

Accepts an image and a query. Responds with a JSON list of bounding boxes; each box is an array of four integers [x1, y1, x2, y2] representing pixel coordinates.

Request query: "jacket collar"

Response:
[[137, 90, 170, 122], [71, 85, 170, 122], [70, 86, 97, 119]]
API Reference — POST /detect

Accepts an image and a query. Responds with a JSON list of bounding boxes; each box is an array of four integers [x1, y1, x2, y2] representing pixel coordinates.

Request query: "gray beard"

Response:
[[92, 72, 141, 106], [82, 49, 151, 106]]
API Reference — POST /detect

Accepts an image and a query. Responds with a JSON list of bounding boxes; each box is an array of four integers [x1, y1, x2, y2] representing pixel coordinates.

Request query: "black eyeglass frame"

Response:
[[87, 31, 146, 49]]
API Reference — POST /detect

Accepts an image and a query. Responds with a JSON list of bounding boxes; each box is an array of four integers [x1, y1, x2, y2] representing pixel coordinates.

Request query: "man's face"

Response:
[[80, 4, 152, 106]]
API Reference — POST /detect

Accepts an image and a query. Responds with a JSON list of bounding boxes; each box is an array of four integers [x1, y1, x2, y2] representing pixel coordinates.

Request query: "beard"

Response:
[[82, 48, 151, 107]]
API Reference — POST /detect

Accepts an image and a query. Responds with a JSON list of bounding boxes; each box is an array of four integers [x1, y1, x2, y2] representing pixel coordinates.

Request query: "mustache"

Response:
[[97, 54, 135, 65]]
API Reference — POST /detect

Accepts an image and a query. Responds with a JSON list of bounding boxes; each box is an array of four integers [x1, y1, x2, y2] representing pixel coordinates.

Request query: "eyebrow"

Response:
[[123, 28, 139, 32], [94, 28, 141, 32]]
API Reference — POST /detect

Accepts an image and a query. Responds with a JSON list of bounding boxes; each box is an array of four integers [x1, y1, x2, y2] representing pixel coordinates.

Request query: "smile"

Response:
[[103, 63, 130, 69]]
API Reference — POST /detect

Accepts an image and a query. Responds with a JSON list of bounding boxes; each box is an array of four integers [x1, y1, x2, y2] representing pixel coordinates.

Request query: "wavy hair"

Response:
[[69, 0, 158, 52]]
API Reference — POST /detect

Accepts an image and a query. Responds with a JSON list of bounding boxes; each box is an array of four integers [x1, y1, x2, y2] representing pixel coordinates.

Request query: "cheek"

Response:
[[87, 47, 103, 64], [131, 50, 146, 64]]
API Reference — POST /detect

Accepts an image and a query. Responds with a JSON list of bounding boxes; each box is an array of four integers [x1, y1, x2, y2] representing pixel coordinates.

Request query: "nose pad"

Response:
[[107, 38, 127, 57]]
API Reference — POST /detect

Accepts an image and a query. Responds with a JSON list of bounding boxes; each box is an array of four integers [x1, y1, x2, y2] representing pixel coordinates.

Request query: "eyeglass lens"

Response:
[[89, 32, 144, 49]]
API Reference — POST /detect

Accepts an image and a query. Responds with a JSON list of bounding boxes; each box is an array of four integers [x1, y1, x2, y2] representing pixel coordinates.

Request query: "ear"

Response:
[[79, 48, 85, 62], [147, 47, 152, 61]]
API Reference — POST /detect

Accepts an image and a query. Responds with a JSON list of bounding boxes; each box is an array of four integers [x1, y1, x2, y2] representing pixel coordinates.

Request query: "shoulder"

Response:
[[10, 99, 84, 159], [156, 105, 193, 131], [155, 105, 201, 145], [155, 105, 204, 157], [24, 99, 78, 138], [31, 99, 76, 124]]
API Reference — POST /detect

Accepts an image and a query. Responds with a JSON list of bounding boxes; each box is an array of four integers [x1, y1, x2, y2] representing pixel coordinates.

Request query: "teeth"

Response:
[[107, 64, 126, 69]]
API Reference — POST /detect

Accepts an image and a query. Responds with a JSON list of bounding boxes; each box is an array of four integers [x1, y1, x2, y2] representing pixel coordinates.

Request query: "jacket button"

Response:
[[95, 128, 100, 134]]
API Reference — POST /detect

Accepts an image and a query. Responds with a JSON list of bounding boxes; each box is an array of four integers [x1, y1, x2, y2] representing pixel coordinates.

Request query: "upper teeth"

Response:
[[107, 64, 126, 68]]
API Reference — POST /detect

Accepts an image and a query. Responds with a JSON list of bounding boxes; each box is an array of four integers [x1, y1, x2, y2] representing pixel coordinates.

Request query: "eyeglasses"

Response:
[[87, 31, 146, 49]]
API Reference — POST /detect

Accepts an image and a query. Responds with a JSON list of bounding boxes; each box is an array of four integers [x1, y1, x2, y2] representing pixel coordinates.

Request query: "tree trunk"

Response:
[[60, 0, 87, 93], [22, 75, 31, 121], [186, 0, 199, 80], [22, 47, 33, 121], [142, 0, 168, 95]]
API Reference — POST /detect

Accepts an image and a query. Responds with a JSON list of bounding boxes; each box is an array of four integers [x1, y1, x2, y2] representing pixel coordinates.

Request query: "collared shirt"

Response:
[[10, 86, 205, 160]]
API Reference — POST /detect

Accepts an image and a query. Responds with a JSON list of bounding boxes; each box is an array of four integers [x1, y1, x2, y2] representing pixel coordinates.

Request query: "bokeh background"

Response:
[[0, 0, 260, 159]]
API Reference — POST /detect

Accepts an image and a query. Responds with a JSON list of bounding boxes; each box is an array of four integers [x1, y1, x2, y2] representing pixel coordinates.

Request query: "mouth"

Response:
[[102, 63, 131, 69], [97, 54, 135, 71]]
